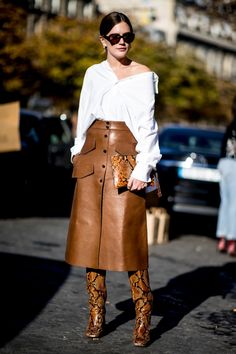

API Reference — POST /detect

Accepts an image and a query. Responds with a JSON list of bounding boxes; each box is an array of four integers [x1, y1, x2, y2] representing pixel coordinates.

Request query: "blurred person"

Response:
[[65, 12, 161, 347], [216, 95, 236, 256]]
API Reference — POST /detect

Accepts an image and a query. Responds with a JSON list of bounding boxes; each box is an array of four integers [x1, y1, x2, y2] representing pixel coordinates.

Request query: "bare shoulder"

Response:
[[130, 61, 151, 75]]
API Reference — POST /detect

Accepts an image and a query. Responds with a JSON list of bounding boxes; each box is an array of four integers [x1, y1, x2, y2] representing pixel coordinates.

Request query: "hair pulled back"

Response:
[[99, 12, 134, 36]]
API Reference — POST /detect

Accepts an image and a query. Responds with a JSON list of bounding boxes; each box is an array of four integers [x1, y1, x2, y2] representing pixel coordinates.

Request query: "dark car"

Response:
[[19, 108, 73, 168], [156, 124, 225, 216], [0, 109, 74, 217]]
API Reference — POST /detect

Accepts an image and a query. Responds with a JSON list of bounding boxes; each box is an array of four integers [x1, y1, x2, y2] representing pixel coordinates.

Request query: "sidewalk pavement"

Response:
[[0, 217, 235, 354]]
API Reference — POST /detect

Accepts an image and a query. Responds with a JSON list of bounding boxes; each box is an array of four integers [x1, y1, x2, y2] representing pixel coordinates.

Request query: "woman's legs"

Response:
[[86, 268, 107, 338], [85, 268, 153, 344], [216, 161, 230, 242], [128, 269, 153, 347], [216, 159, 236, 256]]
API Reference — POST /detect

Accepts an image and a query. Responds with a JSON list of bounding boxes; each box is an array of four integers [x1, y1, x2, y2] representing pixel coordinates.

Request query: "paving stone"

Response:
[[0, 218, 235, 354]]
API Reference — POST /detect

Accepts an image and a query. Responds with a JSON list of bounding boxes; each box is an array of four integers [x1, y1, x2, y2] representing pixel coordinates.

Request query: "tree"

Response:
[[0, 1, 29, 103], [0, 3, 235, 123], [131, 35, 234, 123]]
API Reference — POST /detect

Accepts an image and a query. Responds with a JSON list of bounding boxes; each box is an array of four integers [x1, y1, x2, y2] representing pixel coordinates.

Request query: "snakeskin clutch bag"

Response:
[[111, 154, 162, 197]]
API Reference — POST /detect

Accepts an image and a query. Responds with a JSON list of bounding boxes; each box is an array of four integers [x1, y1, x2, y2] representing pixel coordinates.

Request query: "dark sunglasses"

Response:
[[103, 32, 135, 45]]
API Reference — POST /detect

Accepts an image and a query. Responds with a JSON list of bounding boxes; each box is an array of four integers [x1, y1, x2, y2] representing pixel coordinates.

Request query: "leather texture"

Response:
[[65, 120, 149, 271]]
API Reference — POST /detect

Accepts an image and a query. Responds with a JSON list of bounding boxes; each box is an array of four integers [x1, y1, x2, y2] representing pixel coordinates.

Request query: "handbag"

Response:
[[111, 154, 162, 197]]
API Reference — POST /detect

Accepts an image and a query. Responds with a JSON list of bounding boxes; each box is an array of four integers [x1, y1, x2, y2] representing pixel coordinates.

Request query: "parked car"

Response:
[[156, 124, 225, 216], [0, 108, 74, 217], [19, 109, 73, 168]]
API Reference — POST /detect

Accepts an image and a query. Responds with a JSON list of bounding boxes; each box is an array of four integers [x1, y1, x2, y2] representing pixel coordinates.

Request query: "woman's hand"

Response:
[[127, 177, 147, 191]]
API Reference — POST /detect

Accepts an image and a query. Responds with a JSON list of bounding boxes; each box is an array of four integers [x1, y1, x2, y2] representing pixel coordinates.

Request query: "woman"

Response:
[[216, 96, 236, 257], [65, 12, 161, 347]]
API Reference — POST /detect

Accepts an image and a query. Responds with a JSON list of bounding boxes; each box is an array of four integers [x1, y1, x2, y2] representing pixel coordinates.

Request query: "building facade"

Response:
[[95, 0, 236, 82], [24, 0, 96, 35], [11, 0, 236, 82]]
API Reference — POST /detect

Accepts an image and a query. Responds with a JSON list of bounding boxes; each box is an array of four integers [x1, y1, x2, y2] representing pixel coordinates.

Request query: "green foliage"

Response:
[[0, 13, 103, 108], [132, 35, 228, 123], [0, 1, 29, 102], [0, 1, 26, 45], [0, 4, 235, 123]]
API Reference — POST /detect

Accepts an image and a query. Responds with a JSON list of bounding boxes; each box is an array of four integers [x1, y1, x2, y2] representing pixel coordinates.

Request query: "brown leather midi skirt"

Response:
[[65, 120, 148, 271]]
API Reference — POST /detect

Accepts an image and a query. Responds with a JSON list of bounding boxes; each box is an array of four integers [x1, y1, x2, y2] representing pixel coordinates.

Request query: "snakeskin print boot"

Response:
[[85, 268, 107, 338], [128, 270, 153, 347]]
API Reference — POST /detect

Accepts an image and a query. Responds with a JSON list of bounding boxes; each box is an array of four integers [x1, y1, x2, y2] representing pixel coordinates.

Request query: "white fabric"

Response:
[[97, 80, 123, 121], [71, 60, 162, 182]]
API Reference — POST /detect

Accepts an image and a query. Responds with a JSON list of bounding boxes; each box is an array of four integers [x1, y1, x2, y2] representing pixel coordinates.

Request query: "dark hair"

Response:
[[99, 12, 134, 36]]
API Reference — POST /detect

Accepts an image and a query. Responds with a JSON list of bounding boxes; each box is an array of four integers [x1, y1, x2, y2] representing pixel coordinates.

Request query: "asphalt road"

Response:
[[0, 216, 235, 354]]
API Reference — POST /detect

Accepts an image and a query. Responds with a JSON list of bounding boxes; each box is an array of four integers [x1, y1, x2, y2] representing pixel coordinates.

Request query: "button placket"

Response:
[[99, 126, 110, 184]]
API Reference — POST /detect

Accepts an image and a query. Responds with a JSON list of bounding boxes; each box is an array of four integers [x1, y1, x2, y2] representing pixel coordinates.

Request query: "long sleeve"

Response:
[[70, 68, 94, 156], [70, 62, 117, 157], [117, 72, 161, 182]]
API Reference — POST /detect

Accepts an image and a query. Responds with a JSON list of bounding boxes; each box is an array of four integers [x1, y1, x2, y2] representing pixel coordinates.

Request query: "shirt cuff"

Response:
[[131, 163, 152, 182], [70, 136, 86, 161]]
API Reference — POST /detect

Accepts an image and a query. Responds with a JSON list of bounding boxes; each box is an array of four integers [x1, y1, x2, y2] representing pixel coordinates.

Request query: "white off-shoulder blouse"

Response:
[[71, 60, 162, 182]]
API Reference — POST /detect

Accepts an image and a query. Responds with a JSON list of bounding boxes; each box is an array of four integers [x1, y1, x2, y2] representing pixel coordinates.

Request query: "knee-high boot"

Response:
[[128, 269, 153, 347], [85, 268, 107, 338]]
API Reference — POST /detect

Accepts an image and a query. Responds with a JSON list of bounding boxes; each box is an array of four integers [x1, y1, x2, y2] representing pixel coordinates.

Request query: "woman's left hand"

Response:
[[127, 177, 147, 191]]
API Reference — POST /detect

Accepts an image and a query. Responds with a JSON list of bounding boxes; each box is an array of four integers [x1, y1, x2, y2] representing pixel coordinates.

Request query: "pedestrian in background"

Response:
[[216, 95, 236, 256], [65, 12, 161, 347]]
